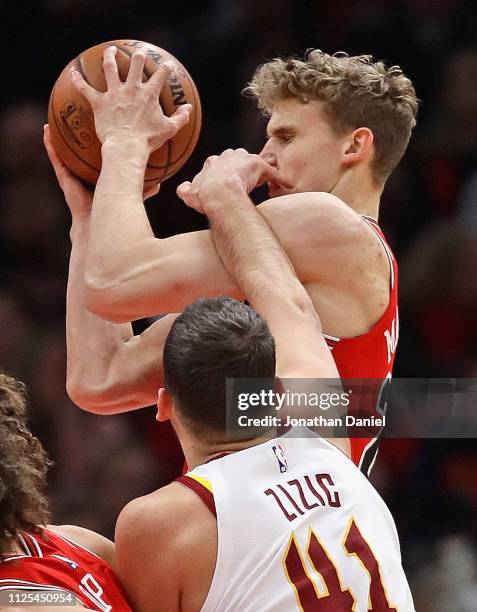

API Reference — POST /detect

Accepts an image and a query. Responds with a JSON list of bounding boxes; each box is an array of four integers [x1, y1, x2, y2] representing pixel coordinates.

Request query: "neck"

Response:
[[330, 170, 382, 220], [180, 433, 273, 470], [180, 431, 351, 469]]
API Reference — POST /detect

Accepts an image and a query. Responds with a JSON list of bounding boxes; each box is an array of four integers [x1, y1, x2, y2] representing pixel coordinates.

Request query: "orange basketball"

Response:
[[48, 39, 202, 187]]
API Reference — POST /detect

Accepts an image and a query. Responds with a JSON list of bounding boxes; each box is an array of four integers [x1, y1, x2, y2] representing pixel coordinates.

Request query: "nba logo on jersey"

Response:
[[272, 444, 287, 473]]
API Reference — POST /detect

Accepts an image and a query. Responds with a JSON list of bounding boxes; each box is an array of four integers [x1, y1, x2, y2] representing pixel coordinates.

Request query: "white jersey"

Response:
[[180, 429, 415, 612]]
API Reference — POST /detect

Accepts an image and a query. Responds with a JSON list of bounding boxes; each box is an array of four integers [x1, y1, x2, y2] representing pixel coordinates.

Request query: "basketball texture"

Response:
[[48, 39, 202, 187]]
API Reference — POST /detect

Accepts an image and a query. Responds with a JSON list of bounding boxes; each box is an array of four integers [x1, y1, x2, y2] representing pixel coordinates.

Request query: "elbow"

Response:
[[66, 379, 104, 414], [66, 376, 125, 415], [66, 370, 151, 415]]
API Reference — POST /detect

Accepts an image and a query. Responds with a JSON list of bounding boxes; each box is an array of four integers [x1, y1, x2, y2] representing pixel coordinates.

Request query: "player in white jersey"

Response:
[[185, 432, 410, 611], [115, 151, 415, 611]]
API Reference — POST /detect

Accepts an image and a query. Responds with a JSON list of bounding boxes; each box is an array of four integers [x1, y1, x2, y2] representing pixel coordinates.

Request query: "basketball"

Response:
[[47, 39, 202, 187]]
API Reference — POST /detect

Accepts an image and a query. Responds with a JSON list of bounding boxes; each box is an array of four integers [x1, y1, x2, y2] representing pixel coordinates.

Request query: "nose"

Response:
[[259, 143, 277, 167]]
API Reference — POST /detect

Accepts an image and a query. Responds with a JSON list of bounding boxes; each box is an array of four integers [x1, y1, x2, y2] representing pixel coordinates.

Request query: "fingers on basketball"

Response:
[[126, 50, 148, 86], [102, 46, 120, 88], [168, 104, 193, 133], [71, 70, 97, 103]]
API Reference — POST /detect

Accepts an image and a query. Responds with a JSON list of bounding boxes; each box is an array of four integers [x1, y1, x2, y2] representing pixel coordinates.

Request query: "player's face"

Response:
[[260, 99, 348, 197]]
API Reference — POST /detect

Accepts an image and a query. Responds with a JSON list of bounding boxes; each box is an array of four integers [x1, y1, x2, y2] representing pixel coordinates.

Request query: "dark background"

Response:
[[1, 1, 476, 608]]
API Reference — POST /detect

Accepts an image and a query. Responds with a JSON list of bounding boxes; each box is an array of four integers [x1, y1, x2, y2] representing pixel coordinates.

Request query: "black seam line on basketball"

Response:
[[121, 44, 198, 168], [117, 42, 195, 173], [115, 44, 153, 81], [147, 73, 200, 170], [76, 56, 95, 89], [50, 67, 100, 176]]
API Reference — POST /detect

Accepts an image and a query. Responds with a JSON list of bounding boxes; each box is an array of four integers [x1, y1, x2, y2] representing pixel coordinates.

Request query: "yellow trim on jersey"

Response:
[[186, 472, 213, 493]]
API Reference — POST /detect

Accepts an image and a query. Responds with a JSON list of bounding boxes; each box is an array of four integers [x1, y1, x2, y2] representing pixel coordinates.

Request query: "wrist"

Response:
[[101, 134, 150, 165], [99, 137, 149, 197], [199, 175, 248, 211]]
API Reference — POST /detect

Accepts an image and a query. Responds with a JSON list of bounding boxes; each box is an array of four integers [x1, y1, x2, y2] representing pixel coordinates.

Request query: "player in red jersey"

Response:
[[45, 48, 417, 471], [0, 373, 132, 611]]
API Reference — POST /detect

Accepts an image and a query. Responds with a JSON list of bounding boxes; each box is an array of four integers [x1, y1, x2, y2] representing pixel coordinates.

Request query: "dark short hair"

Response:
[[163, 297, 276, 440], [0, 372, 51, 557]]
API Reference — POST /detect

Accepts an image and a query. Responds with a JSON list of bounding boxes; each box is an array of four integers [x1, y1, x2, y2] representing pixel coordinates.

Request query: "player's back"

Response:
[[182, 429, 414, 612], [0, 528, 131, 611]]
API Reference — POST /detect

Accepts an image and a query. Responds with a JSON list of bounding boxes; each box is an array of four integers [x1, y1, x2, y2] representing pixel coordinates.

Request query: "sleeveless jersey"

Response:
[[0, 528, 131, 611], [179, 431, 414, 612], [325, 216, 399, 474]]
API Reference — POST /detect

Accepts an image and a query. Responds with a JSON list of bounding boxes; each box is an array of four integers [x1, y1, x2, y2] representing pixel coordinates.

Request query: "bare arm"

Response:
[[45, 126, 176, 414], [67, 213, 177, 413], [85, 191, 374, 323], [180, 152, 350, 456], [115, 492, 182, 612], [74, 48, 384, 329], [115, 484, 216, 612], [179, 150, 339, 379]]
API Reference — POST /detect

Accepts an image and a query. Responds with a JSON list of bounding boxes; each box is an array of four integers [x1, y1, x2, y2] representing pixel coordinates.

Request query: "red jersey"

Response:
[[324, 216, 399, 474], [0, 528, 131, 611]]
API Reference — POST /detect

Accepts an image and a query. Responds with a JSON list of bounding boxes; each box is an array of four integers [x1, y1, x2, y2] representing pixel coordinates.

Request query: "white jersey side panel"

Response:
[[192, 430, 415, 612]]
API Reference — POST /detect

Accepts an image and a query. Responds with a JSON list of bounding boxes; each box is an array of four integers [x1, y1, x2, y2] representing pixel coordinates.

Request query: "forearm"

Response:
[[86, 139, 155, 295], [205, 182, 312, 319], [67, 216, 146, 413], [203, 182, 336, 378]]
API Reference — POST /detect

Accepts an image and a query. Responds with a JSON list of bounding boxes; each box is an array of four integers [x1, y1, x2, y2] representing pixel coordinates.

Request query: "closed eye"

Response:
[[266, 126, 296, 144]]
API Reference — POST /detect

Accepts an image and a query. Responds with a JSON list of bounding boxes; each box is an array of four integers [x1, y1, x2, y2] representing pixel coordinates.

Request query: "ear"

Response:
[[156, 387, 172, 422], [342, 127, 374, 166], [274, 376, 285, 395]]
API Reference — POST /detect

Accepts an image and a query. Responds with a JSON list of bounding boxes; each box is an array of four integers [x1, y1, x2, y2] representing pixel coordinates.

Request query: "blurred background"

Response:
[[1, 0, 477, 609]]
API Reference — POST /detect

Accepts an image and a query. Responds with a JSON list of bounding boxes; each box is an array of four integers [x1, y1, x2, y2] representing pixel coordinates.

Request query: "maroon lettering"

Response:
[[284, 537, 321, 609], [288, 479, 320, 510], [265, 473, 341, 521], [315, 474, 341, 508], [303, 475, 326, 506], [277, 485, 305, 516], [265, 488, 297, 521]]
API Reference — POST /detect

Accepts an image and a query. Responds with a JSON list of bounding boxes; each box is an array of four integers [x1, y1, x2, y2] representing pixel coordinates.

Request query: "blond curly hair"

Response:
[[246, 50, 418, 186]]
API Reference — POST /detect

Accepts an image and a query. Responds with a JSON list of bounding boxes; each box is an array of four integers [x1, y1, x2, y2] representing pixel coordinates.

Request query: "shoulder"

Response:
[[116, 480, 215, 535], [115, 483, 216, 606], [259, 192, 388, 281], [116, 482, 215, 561], [257, 192, 382, 257], [258, 192, 365, 230], [47, 525, 115, 566]]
